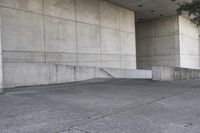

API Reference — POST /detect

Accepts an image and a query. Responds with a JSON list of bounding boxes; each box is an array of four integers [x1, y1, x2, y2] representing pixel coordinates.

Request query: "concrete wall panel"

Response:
[[101, 67, 152, 79], [44, 0, 75, 20], [77, 22, 100, 54], [180, 36, 199, 55], [101, 61, 121, 68], [3, 63, 50, 88], [0, 0, 43, 14], [101, 28, 120, 54], [2, 51, 45, 63], [180, 59, 200, 69], [46, 53, 77, 65], [45, 16, 76, 53], [120, 31, 136, 55], [119, 7, 135, 33], [136, 16, 180, 70], [136, 21, 154, 39], [155, 35, 179, 55], [138, 59, 180, 70], [54, 65, 75, 83], [121, 55, 136, 69], [76, 0, 99, 25], [155, 16, 178, 37], [137, 16, 200, 70], [77, 22, 101, 67], [101, 54, 120, 61], [179, 16, 199, 39], [101, 54, 121, 68], [100, 0, 119, 29], [78, 53, 100, 67], [1, 8, 44, 52], [136, 38, 155, 56], [152, 66, 200, 81], [76, 66, 96, 81], [179, 16, 200, 69]]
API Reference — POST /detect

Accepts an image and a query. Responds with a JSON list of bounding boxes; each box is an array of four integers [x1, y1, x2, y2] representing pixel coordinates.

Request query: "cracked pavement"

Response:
[[1, 78, 200, 133]]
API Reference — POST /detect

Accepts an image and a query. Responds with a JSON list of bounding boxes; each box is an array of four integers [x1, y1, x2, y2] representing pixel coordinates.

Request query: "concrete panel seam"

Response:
[[0, 5, 135, 37], [137, 33, 180, 40], [118, 5, 122, 70], [75, 0, 78, 66], [98, 0, 102, 68], [42, 0, 47, 64], [0, 5, 43, 16]]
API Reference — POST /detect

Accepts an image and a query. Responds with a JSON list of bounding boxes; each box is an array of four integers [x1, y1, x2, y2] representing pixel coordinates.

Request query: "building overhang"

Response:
[[106, 0, 192, 22]]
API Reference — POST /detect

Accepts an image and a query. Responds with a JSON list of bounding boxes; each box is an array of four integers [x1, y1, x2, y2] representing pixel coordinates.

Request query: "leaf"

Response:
[[177, 0, 200, 26]]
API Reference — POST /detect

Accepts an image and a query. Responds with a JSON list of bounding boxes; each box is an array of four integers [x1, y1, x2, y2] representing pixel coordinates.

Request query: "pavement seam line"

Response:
[[57, 87, 199, 133], [57, 127, 91, 133], [71, 127, 92, 133]]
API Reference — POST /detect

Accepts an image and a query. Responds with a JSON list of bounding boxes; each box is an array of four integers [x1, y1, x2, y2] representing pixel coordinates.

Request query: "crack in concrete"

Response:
[[71, 127, 92, 133], [56, 87, 197, 133], [57, 127, 91, 133]]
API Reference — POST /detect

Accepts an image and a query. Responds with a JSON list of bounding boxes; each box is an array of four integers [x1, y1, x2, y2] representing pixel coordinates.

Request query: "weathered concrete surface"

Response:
[[102, 68, 152, 79], [3, 63, 151, 89], [106, 0, 192, 21], [0, 13, 2, 94], [136, 16, 180, 70], [0, 0, 136, 89], [152, 66, 200, 81], [0, 0, 136, 68], [1, 78, 200, 133], [136, 16, 200, 70], [179, 16, 200, 69]]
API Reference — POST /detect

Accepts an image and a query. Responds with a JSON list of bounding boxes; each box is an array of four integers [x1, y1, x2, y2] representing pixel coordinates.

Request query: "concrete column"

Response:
[[136, 16, 180, 70], [179, 16, 200, 69]]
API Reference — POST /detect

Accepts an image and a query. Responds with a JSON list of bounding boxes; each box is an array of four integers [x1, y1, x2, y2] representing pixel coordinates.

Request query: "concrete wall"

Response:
[[137, 16, 200, 70], [179, 16, 200, 69], [0, 0, 136, 88], [3, 63, 151, 88], [136, 16, 180, 70], [152, 66, 200, 81], [101, 68, 152, 79], [3, 63, 104, 88]]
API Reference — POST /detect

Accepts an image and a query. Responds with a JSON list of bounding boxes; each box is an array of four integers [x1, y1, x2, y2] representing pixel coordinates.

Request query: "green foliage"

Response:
[[177, 0, 200, 26]]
